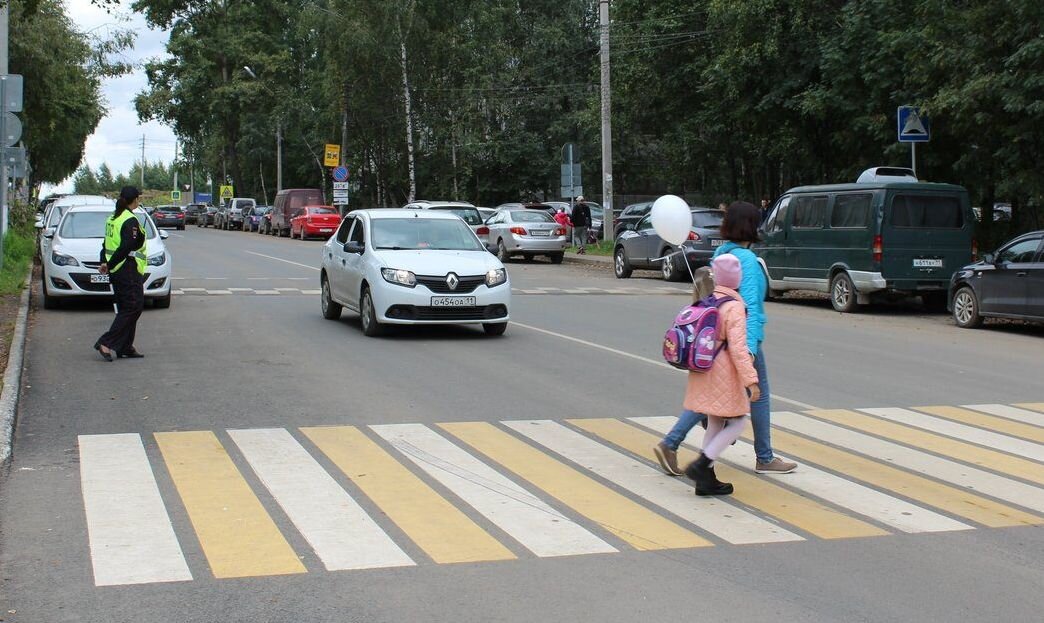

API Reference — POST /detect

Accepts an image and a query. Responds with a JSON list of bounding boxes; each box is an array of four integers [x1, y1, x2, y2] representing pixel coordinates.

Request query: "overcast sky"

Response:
[[47, 0, 176, 193]]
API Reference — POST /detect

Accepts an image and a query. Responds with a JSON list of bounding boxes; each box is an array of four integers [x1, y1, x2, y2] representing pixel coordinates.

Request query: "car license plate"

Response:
[[431, 296, 476, 307], [710, 239, 724, 247], [530, 230, 550, 237], [90, 274, 110, 284], [320, 228, 333, 233], [913, 259, 943, 268]]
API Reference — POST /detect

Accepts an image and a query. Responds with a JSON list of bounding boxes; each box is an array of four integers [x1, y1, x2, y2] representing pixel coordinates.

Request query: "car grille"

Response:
[[386, 304, 507, 321], [415, 275, 485, 294]]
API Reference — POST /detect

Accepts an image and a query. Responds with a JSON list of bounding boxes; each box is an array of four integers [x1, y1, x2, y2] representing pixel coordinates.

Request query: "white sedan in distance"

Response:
[[320, 209, 510, 336]]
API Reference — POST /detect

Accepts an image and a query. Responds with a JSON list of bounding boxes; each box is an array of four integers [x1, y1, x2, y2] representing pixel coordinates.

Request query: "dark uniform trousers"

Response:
[[98, 264, 144, 355]]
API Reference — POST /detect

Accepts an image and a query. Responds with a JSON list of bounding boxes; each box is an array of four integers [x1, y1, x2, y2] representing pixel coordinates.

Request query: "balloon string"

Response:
[[651, 248, 699, 286]]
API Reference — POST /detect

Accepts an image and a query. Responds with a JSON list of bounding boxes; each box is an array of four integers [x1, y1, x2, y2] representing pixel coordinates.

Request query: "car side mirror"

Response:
[[622, 223, 635, 231], [980, 252, 995, 264], [43, 230, 55, 239], [486, 243, 498, 255], [343, 241, 364, 254], [34, 220, 44, 229], [160, 231, 169, 240]]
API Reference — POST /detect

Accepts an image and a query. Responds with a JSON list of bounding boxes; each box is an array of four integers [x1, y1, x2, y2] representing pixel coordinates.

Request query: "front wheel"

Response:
[[830, 272, 859, 313], [483, 322, 508, 336], [614, 247, 632, 278], [952, 286, 983, 328], [359, 288, 383, 337], [152, 293, 172, 309], [41, 280, 60, 309], [321, 277, 342, 320]]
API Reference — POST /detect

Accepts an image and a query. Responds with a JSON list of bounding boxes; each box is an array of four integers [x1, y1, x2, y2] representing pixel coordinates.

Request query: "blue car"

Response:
[[242, 205, 271, 232]]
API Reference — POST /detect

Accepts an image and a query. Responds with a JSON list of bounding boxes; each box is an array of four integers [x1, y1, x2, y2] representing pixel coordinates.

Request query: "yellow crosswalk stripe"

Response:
[[153, 431, 306, 579], [781, 416, 1040, 527], [301, 426, 515, 564], [574, 418, 887, 540], [915, 406, 1044, 444], [807, 409, 1044, 487], [439, 421, 712, 550], [1015, 403, 1044, 414]]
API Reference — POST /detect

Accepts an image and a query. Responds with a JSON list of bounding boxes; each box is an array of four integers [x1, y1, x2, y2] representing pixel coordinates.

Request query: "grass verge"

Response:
[[567, 240, 615, 257], [0, 225, 35, 295]]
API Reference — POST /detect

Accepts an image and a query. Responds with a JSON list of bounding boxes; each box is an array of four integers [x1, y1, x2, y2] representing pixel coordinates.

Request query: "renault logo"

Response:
[[446, 273, 459, 291]]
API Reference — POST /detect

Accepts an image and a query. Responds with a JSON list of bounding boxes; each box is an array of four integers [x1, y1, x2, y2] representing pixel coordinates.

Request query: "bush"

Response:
[[0, 224, 35, 295]]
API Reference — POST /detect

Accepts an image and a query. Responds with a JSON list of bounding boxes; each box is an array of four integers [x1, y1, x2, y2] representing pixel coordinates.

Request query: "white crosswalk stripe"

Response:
[[963, 404, 1044, 426], [860, 408, 1044, 462]]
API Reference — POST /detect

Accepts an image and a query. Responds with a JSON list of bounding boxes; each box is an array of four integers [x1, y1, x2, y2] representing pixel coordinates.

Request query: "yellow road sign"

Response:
[[219, 185, 234, 200], [324, 144, 341, 168]]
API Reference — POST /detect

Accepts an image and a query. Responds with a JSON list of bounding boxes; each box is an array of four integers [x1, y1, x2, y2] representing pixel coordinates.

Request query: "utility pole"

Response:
[[276, 120, 283, 192], [173, 138, 179, 202], [598, 0, 614, 241], [341, 82, 349, 167], [1, 3, 9, 244], [140, 134, 146, 189]]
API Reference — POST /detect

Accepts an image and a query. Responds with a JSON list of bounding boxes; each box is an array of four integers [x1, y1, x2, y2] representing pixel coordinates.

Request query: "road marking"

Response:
[[860, 408, 1044, 463], [1015, 403, 1044, 415], [79, 434, 192, 586], [372, 423, 616, 557], [245, 250, 320, 271], [439, 421, 712, 551], [915, 406, 1044, 444], [511, 420, 803, 545], [768, 411, 1044, 528], [255, 290, 280, 295], [154, 431, 306, 578], [228, 428, 414, 571], [775, 411, 1044, 518], [301, 426, 515, 564], [630, 417, 888, 539], [806, 409, 1044, 487], [967, 404, 1044, 426], [511, 321, 819, 411]]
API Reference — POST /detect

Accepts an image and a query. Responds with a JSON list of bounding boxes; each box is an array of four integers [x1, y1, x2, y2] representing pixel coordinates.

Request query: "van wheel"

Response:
[[830, 272, 859, 313], [321, 276, 342, 320], [952, 286, 983, 328], [614, 247, 632, 278]]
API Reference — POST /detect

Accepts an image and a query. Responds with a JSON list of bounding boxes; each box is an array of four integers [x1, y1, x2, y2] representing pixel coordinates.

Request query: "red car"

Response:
[[290, 206, 342, 240]]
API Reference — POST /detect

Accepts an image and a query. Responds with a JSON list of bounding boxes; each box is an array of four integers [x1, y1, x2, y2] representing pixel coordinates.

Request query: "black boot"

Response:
[[707, 465, 734, 495], [684, 454, 733, 496]]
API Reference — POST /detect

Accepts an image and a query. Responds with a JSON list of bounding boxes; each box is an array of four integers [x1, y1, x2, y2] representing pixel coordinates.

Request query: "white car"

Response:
[[42, 206, 173, 310], [402, 200, 489, 242], [37, 194, 111, 260], [320, 209, 510, 336]]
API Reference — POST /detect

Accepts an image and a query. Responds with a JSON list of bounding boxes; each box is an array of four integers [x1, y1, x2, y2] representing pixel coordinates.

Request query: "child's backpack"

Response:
[[662, 295, 735, 371]]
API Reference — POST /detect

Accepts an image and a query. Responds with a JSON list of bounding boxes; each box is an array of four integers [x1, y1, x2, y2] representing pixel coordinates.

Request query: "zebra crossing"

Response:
[[168, 285, 691, 297], [78, 402, 1044, 586]]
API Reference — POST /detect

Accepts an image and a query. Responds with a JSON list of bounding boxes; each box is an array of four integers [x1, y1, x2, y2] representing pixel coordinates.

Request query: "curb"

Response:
[[563, 253, 612, 267], [0, 268, 33, 465]]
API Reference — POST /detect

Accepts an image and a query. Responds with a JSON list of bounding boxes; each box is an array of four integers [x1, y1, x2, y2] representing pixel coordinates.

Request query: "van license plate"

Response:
[[913, 259, 944, 268], [90, 274, 110, 284], [431, 296, 476, 307]]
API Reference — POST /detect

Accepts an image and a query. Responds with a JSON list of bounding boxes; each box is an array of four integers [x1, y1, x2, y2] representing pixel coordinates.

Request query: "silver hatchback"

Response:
[[485, 210, 568, 264]]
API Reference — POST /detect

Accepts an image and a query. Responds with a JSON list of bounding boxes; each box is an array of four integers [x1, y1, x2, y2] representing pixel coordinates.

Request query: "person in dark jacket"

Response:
[[571, 196, 591, 254], [94, 186, 148, 361]]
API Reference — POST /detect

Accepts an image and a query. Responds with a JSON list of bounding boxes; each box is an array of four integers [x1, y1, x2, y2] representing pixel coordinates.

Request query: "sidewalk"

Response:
[[564, 252, 612, 267]]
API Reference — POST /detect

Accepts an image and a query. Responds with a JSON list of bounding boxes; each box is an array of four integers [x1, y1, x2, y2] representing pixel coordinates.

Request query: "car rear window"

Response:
[[511, 211, 553, 223], [691, 211, 724, 228], [430, 207, 483, 226], [890, 194, 964, 228], [309, 207, 338, 215]]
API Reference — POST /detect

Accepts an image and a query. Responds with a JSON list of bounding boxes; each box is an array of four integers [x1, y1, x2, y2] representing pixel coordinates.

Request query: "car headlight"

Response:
[[381, 268, 416, 288], [147, 252, 166, 266], [486, 268, 507, 287], [51, 251, 80, 267]]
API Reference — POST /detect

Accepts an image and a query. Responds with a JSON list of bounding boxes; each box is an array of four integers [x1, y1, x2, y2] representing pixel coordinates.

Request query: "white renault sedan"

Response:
[[320, 209, 510, 336], [42, 205, 173, 309]]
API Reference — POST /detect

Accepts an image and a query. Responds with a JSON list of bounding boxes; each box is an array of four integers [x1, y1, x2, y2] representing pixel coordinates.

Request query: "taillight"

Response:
[[971, 238, 979, 261], [873, 235, 883, 263], [177, 213, 184, 218], [477, 226, 489, 235], [554, 227, 566, 236], [510, 226, 527, 236], [687, 231, 700, 242]]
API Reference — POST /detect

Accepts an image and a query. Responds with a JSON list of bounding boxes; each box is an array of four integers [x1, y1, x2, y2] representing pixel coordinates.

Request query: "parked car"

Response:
[[485, 209, 568, 263], [258, 208, 273, 234], [291, 205, 342, 239], [42, 206, 173, 309], [218, 197, 254, 230], [38, 195, 111, 261], [197, 206, 219, 227], [757, 176, 976, 312], [242, 205, 271, 231], [615, 201, 654, 236], [477, 207, 497, 223], [320, 209, 510, 336], [271, 188, 324, 236], [613, 209, 725, 281], [949, 231, 1043, 328], [403, 200, 488, 241], [183, 203, 207, 224], [152, 205, 186, 230]]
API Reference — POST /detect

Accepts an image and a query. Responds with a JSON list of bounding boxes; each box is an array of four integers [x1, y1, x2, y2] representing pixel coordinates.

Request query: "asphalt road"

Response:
[[1, 225, 1042, 622]]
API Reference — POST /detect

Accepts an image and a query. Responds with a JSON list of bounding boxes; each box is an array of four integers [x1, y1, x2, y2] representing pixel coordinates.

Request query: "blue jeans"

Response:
[[662, 347, 773, 463]]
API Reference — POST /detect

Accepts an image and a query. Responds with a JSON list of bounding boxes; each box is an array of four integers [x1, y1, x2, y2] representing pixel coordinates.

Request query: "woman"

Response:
[[94, 186, 147, 361], [654, 201, 797, 475]]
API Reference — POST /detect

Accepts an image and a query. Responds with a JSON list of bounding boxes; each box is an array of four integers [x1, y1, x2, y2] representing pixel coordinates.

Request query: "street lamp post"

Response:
[[244, 66, 282, 192]]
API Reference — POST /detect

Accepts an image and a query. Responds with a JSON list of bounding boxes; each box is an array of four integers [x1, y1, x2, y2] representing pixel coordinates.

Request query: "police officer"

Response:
[[94, 186, 148, 361]]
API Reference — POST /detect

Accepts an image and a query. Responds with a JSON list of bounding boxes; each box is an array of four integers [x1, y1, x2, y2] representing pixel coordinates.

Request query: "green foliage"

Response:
[[73, 161, 188, 195], [0, 225, 35, 295]]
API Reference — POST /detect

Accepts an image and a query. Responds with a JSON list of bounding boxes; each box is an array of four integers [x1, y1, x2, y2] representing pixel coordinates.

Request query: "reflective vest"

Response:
[[104, 210, 147, 274]]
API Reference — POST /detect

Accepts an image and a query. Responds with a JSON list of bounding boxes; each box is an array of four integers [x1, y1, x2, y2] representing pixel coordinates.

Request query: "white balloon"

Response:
[[650, 195, 692, 246]]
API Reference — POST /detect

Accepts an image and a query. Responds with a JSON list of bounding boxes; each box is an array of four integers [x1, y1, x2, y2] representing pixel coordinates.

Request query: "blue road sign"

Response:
[[194, 192, 213, 204], [332, 166, 349, 182], [898, 106, 930, 143]]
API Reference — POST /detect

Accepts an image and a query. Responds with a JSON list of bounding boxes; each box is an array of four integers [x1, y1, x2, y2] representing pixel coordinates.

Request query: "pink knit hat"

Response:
[[711, 253, 742, 289]]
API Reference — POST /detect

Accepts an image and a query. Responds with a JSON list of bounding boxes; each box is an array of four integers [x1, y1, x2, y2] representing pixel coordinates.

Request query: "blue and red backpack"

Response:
[[662, 295, 735, 372]]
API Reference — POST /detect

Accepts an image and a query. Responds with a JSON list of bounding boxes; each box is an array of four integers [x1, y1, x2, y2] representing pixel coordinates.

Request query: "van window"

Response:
[[287, 191, 324, 211], [890, 195, 964, 228], [831, 193, 873, 228], [792, 196, 828, 229], [764, 196, 790, 234]]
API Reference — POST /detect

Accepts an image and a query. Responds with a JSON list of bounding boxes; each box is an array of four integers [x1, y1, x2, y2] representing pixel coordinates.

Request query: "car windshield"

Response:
[[691, 211, 724, 228], [372, 217, 484, 251], [309, 207, 338, 215], [429, 207, 483, 226], [511, 210, 553, 223], [59, 211, 158, 239]]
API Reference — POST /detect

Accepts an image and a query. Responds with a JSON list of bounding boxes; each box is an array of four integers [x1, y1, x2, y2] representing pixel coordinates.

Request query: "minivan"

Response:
[[757, 180, 975, 312], [270, 189, 324, 237]]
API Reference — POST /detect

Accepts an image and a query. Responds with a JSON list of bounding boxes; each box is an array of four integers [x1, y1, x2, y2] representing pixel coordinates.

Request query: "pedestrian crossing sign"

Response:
[[171, 190, 181, 201], [219, 185, 234, 200]]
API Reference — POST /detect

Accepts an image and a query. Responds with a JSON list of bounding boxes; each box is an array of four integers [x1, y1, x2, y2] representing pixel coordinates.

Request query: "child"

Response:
[[681, 254, 761, 496], [553, 208, 571, 228]]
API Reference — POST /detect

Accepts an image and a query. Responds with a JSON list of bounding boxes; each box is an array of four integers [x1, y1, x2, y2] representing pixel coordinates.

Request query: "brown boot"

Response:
[[654, 442, 683, 476]]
